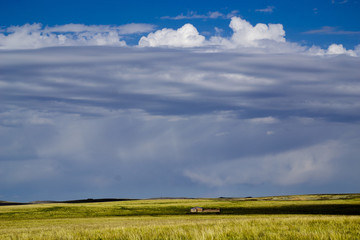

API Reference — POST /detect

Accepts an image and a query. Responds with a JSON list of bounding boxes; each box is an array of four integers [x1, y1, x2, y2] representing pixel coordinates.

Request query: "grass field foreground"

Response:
[[0, 194, 359, 239]]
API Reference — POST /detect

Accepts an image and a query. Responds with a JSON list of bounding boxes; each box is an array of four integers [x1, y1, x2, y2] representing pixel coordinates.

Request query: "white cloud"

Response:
[[303, 26, 360, 35], [0, 23, 154, 50], [247, 116, 279, 124], [115, 23, 156, 34], [162, 11, 223, 20], [355, 44, 360, 55], [141, 16, 357, 57], [0, 23, 127, 49], [327, 44, 357, 56], [138, 23, 205, 47], [161, 10, 237, 20], [208, 16, 288, 50], [255, 6, 275, 13], [0, 17, 357, 57], [332, 0, 348, 4], [308, 44, 357, 57], [208, 11, 225, 19], [140, 17, 286, 49], [307, 46, 327, 56], [228, 16, 285, 47], [46, 23, 155, 35]]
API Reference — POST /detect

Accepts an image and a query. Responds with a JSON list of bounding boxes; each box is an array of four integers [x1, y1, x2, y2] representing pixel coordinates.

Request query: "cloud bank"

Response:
[[1, 46, 360, 201]]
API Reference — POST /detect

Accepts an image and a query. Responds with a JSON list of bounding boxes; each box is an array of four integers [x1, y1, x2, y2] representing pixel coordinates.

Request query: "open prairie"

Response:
[[1, 194, 359, 239]]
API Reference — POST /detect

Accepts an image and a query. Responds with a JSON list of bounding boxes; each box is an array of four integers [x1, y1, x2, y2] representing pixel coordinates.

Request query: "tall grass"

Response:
[[1, 215, 359, 239], [1, 194, 359, 239], [1, 195, 359, 220]]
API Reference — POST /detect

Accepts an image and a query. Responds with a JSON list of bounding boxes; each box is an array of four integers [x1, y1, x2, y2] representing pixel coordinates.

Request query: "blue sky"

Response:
[[0, 0, 360, 202], [1, 0, 360, 48]]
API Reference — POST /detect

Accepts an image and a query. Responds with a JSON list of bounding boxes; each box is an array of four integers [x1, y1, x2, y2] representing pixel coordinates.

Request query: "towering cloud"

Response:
[[138, 24, 205, 47], [138, 16, 295, 53], [208, 16, 286, 49], [228, 17, 285, 47], [139, 16, 286, 49]]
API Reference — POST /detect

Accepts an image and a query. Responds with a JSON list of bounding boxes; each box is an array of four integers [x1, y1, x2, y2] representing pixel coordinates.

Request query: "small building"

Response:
[[190, 207, 221, 213], [190, 207, 203, 213], [203, 208, 221, 213]]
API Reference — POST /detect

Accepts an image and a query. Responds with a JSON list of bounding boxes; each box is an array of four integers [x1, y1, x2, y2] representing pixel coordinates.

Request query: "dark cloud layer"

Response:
[[1, 47, 360, 201]]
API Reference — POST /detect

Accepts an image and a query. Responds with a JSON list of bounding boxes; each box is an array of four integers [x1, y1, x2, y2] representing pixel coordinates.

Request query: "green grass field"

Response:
[[1, 194, 359, 239]]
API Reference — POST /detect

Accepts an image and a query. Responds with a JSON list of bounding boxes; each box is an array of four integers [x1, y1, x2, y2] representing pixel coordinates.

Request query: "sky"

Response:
[[0, 0, 360, 202]]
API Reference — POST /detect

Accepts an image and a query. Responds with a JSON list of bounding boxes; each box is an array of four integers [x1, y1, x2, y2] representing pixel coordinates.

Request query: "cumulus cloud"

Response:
[[140, 17, 286, 49], [208, 16, 288, 50], [227, 16, 285, 47], [308, 44, 357, 57], [213, 18, 357, 55], [355, 44, 360, 55], [138, 24, 205, 47], [0, 23, 155, 49], [139, 16, 358, 57], [327, 44, 357, 56]]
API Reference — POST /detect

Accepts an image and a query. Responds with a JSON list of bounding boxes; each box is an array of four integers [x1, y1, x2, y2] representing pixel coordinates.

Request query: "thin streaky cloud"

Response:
[[332, 0, 349, 4], [28, 23, 155, 35], [303, 26, 360, 35], [255, 6, 275, 13], [161, 10, 237, 20]]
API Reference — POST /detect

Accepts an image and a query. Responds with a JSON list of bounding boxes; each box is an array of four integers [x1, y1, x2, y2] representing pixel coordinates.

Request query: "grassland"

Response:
[[0, 194, 359, 239]]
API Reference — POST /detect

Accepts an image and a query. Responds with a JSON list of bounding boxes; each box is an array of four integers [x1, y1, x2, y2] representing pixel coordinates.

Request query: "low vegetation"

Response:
[[1, 194, 359, 239]]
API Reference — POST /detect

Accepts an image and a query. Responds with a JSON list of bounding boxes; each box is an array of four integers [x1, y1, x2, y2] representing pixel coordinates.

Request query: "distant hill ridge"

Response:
[[0, 198, 137, 206], [0, 201, 27, 206], [1, 193, 360, 206]]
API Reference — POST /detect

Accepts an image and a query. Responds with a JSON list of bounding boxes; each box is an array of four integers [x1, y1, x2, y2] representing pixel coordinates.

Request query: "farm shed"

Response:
[[190, 207, 221, 213], [203, 209, 221, 213], [190, 207, 203, 213]]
